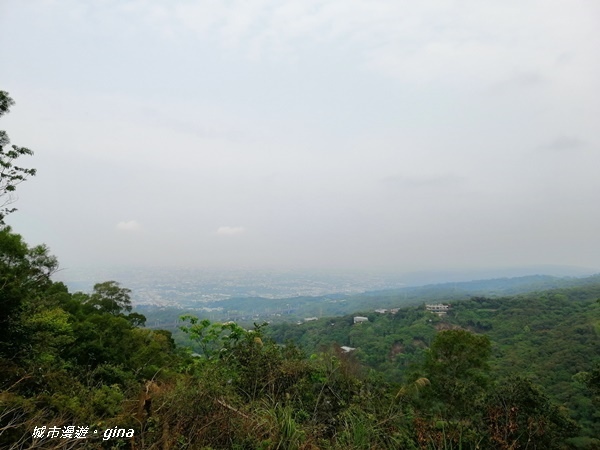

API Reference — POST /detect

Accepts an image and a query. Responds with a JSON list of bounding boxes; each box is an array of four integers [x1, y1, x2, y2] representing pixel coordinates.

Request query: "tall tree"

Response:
[[0, 226, 58, 357], [86, 281, 133, 316], [0, 91, 36, 224], [421, 329, 491, 417]]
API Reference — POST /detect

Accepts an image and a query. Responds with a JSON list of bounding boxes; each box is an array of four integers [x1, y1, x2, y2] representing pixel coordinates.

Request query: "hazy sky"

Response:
[[1, 0, 599, 273]]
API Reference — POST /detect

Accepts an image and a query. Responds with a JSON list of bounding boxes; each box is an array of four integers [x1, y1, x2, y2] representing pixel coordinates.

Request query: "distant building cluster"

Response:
[[425, 303, 451, 316]]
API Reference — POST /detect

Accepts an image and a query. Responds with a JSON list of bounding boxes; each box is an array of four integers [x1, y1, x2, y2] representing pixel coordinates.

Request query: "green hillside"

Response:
[[267, 285, 600, 444]]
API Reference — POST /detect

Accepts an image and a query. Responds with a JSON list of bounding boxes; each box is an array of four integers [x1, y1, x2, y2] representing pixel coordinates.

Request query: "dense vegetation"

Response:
[[267, 287, 600, 446], [1, 91, 599, 448]]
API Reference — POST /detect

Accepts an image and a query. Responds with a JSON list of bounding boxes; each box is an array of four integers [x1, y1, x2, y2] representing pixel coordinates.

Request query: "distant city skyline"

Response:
[[1, 1, 599, 273]]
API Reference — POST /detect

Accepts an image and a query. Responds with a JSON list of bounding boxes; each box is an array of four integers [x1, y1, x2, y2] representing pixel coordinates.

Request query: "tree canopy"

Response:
[[0, 91, 36, 223]]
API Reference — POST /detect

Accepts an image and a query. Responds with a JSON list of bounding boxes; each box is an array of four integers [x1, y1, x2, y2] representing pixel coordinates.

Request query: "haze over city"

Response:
[[1, 1, 599, 275]]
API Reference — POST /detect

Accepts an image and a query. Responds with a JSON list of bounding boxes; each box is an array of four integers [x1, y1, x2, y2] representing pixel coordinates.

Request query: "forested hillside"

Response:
[[267, 286, 600, 445]]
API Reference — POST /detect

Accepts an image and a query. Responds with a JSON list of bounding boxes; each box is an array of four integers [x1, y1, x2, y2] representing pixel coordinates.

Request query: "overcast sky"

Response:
[[1, 0, 599, 274]]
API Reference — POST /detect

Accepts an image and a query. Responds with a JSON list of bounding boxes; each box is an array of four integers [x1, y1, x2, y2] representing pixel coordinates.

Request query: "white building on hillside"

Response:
[[425, 304, 450, 316]]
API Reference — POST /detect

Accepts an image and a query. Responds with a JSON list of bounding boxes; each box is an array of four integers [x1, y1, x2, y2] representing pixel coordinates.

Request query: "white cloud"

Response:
[[217, 226, 246, 236], [116, 220, 142, 232]]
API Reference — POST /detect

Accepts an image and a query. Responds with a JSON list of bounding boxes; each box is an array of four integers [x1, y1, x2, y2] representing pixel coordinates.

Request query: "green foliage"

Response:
[[420, 330, 491, 418], [0, 91, 36, 223], [257, 403, 306, 450], [90, 384, 125, 418], [86, 280, 133, 316], [485, 376, 578, 449], [179, 315, 246, 359], [586, 364, 600, 396], [21, 307, 74, 362], [0, 226, 58, 359]]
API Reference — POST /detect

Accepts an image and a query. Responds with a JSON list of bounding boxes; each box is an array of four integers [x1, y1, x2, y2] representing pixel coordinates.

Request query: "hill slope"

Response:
[[267, 283, 600, 440]]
